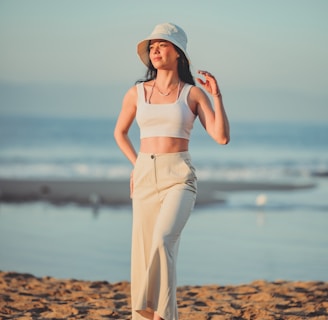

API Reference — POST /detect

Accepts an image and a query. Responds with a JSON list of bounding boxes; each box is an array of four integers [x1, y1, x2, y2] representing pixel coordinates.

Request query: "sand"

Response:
[[1, 271, 327, 319]]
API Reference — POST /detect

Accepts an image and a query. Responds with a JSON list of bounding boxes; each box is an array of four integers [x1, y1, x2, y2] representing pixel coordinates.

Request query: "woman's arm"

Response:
[[194, 70, 230, 144], [113, 86, 138, 166]]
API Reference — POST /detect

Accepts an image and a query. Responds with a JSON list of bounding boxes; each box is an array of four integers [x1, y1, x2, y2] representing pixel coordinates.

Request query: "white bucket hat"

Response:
[[137, 22, 190, 66]]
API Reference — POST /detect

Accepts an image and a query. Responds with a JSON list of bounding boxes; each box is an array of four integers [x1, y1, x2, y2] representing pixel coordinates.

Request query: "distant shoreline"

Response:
[[0, 177, 316, 207]]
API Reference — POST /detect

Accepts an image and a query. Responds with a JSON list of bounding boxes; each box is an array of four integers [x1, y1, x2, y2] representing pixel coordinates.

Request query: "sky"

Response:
[[0, 0, 327, 122]]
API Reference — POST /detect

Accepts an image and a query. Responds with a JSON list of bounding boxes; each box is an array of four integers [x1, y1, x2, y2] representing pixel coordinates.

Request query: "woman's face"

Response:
[[149, 39, 179, 69]]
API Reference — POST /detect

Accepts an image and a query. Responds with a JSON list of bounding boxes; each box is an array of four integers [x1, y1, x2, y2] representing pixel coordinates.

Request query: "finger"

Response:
[[196, 77, 206, 85], [198, 70, 212, 77], [198, 70, 207, 75]]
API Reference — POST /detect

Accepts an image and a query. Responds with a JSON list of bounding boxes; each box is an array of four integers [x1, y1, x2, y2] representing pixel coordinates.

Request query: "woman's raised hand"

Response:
[[196, 70, 221, 97]]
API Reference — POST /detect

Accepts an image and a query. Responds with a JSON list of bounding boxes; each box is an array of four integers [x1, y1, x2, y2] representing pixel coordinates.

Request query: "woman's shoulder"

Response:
[[132, 80, 154, 94], [189, 85, 207, 99], [124, 85, 137, 96], [135, 80, 155, 86], [123, 84, 139, 104], [141, 80, 155, 88]]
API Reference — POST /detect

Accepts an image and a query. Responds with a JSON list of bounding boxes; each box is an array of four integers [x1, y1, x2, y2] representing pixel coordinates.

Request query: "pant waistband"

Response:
[[138, 151, 191, 160]]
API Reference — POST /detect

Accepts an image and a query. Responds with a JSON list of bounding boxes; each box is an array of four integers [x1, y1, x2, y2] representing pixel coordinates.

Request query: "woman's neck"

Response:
[[155, 70, 179, 88]]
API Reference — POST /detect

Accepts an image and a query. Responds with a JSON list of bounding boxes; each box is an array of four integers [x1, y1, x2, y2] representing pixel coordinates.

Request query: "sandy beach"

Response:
[[1, 271, 327, 319]]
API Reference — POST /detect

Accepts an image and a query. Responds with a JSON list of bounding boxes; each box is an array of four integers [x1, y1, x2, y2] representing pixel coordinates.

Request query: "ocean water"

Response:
[[0, 115, 327, 182], [0, 115, 328, 285]]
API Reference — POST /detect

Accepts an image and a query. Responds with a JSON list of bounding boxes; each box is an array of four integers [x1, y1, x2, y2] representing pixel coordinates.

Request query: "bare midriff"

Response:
[[140, 137, 189, 154]]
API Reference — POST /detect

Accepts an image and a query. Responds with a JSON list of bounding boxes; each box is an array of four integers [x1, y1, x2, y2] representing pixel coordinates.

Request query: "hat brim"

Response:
[[137, 34, 190, 66]]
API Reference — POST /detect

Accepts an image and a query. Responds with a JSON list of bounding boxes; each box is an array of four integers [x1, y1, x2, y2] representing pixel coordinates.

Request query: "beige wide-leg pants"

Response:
[[131, 152, 197, 320]]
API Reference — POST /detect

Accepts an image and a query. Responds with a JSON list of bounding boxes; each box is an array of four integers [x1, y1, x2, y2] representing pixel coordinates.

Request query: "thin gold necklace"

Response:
[[155, 80, 180, 96], [148, 80, 181, 103]]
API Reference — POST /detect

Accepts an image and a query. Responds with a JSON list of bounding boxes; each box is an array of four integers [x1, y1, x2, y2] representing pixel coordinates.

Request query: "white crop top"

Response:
[[135, 82, 196, 140]]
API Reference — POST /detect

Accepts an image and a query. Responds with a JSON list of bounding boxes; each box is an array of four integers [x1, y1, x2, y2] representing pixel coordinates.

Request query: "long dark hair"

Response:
[[136, 44, 195, 85]]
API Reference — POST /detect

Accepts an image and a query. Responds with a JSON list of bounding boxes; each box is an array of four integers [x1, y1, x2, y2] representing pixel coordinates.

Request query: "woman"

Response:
[[114, 22, 230, 320]]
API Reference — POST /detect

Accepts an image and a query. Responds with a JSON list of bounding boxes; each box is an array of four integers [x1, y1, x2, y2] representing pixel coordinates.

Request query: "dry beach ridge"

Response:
[[1, 271, 327, 319]]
